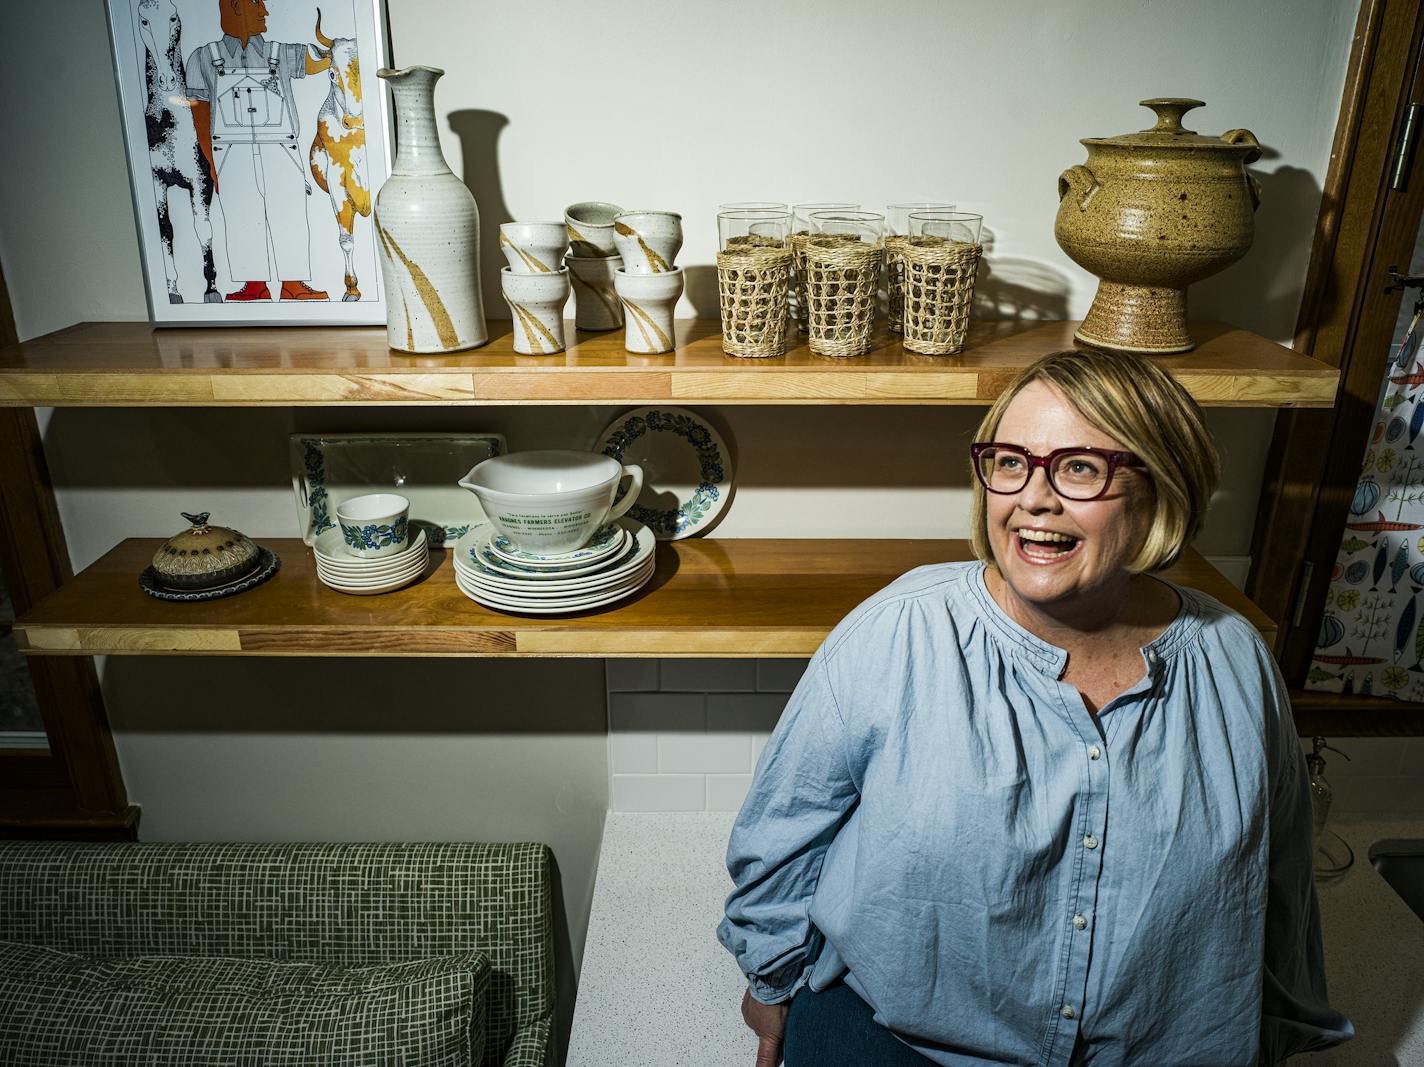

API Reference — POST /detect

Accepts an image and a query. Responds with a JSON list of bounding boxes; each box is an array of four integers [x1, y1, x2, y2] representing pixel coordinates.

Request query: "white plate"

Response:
[[291, 433, 506, 547], [595, 407, 731, 540], [456, 541, 648, 594], [489, 523, 627, 568], [317, 566, 424, 595], [459, 554, 655, 599], [454, 561, 653, 614], [317, 553, 428, 587], [455, 518, 655, 578], [313, 528, 428, 573]]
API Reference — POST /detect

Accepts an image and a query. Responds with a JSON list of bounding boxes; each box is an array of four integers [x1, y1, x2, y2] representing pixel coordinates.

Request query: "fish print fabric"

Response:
[[1310, 310, 1424, 700]]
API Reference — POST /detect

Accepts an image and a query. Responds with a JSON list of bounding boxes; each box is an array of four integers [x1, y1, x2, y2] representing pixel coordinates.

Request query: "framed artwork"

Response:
[[105, 0, 391, 325]]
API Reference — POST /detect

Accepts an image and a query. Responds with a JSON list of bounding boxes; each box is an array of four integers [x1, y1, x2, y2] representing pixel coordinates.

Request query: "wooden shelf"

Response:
[[12, 538, 1273, 658], [0, 320, 1336, 408]]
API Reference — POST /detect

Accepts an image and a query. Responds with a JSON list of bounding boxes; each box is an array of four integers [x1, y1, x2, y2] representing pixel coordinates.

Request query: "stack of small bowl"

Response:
[[564, 202, 685, 355], [456, 449, 655, 614], [314, 493, 429, 595]]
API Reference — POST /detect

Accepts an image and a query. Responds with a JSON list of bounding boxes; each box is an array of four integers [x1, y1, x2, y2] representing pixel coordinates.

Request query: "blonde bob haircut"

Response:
[[969, 347, 1221, 574]]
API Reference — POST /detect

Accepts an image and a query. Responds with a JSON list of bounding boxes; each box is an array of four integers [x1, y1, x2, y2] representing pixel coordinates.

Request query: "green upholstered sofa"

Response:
[[0, 840, 555, 1067]]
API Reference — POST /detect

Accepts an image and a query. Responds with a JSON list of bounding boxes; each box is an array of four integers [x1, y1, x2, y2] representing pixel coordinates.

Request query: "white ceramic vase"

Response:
[[375, 66, 487, 353]]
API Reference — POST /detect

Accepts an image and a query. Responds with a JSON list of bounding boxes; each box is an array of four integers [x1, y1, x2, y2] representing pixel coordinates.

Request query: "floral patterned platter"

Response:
[[289, 433, 506, 547], [490, 522, 626, 568], [454, 519, 654, 583], [595, 407, 731, 540]]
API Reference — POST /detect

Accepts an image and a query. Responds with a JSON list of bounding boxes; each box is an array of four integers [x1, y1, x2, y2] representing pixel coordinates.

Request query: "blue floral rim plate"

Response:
[[595, 407, 731, 540], [490, 522, 625, 566]]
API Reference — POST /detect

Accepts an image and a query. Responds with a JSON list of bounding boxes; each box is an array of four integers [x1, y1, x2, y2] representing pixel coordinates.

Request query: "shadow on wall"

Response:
[[975, 257, 1071, 321], [447, 109, 514, 322], [1192, 163, 1323, 341]]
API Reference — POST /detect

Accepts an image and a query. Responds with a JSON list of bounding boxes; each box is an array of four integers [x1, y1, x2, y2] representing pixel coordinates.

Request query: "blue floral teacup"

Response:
[[336, 493, 411, 559]]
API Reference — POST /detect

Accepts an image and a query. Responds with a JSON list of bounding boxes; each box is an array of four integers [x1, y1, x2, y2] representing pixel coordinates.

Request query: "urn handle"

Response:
[[1221, 127, 1263, 165], [1057, 165, 1100, 211]]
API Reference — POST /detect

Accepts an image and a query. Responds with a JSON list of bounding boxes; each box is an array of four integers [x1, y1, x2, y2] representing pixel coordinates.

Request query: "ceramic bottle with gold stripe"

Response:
[[374, 66, 488, 353]]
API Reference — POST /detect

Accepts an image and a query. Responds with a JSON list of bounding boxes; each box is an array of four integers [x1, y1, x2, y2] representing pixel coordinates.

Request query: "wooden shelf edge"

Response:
[[1289, 689, 1424, 736], [0, 804, 141, 841], [0, 320, 1339, 409], [13, 539, 1275, 659]]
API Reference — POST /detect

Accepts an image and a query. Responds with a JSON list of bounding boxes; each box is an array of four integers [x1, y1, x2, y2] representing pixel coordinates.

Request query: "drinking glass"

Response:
[[887, 202, 957, 237], [908, 211, 984, 244], [719, 201, 789, 212], [718, 209, 793, 250], [809, 210, 885, 246], [792, 202, 859, 235]]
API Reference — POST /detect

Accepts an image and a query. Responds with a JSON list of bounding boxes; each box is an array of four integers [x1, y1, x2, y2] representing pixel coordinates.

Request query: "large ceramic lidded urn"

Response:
[[375, 66, 487, 353], [1055, 98, 1261, 354]]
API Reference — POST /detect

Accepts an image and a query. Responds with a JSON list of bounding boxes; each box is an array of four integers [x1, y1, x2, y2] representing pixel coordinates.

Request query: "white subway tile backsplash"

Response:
[[610, 732, 658, 774], [659, 733, 752, 774], [606, 659, 659, 692], [610, 692, 705, 731], [756, 659, 809, 693], [1297, 736, 1406, 777], [660, 659, 757, 693], [707, 774, 754, 812], [1330, 774, 1424, 814], [611, 774, 706, 812], [708, 693, 787, 733], [1400, 737, 1424, 773]]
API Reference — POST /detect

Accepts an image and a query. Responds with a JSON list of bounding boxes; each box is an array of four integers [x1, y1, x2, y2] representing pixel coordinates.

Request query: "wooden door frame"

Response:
[[1248, 0, 1424, 735], [0, 264, 138, 838]]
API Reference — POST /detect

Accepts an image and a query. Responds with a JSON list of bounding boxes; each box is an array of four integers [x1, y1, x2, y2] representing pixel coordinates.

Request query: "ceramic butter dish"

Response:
[[150, 511, 261, 591]]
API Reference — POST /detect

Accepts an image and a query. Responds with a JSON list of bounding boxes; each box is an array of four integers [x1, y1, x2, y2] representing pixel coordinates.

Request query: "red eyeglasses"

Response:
[[970, 443, 1146, 501]]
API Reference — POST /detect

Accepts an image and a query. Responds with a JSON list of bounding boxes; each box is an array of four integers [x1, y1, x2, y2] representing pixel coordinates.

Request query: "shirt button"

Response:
[[1073, 914, 1088, 930], [1083, 833, 1098, 849], [1087, 745, 1102, 760], [1061, 1005, 1076, 1019]]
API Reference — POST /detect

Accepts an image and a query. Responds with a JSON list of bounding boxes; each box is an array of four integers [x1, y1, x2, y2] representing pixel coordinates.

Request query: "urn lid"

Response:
[[150, 511, 260, 587], [1083, 99, 1261, 162]]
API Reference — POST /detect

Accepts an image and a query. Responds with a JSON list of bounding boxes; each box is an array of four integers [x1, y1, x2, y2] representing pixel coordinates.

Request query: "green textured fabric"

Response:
[[0, 842, 554, 1067], [0, 939, 489, 1067]]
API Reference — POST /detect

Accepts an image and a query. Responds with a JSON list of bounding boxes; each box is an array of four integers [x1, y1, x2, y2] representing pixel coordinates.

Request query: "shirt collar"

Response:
[[965, 560, 1197, 679], [222, 34, 266, 57]]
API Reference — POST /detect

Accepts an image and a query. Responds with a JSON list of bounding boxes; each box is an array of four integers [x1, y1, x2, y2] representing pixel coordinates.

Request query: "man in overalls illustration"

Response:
[[186, 0, 331, 300]]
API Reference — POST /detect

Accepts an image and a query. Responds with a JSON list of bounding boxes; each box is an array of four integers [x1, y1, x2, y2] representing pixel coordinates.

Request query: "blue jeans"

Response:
[[784, 979, 934, 1066]]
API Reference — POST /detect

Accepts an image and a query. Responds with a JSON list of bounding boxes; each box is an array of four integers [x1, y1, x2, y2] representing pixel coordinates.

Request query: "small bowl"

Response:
[[499, 221, 569, 274], [335, 493, 410, 558], [565, 201, 623, 257]]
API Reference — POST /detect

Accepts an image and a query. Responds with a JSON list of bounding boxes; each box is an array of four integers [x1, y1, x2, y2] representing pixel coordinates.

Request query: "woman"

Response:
[[718, 348, 1353, 1067]]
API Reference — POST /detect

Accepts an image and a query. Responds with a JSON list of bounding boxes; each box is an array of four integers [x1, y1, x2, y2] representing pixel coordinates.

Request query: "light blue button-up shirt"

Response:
[[718, 561, 1352, 1067]]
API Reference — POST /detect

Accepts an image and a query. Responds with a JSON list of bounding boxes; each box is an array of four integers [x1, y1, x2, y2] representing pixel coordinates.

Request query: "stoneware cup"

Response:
[[499, 222, 569, 275], [614, 267, 683, 354], [566, 254, 625, 331], [336, 493, 410, 558], [564, 201, 623, 258], [500, 266, 571, 354], [612, 210, 684, 274], [459, 449, 645, 556]]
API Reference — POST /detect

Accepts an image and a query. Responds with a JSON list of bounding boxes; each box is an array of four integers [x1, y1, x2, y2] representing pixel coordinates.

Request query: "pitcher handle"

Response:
[[607, 465, 644, 522]]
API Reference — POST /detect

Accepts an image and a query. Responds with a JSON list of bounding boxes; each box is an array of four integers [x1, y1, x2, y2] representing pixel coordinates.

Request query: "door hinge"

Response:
[[1391, 101, 1422, 191], [1292, 561, 1316, 628]]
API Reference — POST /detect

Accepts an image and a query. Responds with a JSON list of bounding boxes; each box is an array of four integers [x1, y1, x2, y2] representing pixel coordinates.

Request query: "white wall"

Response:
[[0, 0, 1378, 1056]]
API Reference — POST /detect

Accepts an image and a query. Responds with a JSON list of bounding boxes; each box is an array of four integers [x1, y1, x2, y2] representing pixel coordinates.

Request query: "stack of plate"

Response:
[[453, 519, 656, 614], [314, 528, 429, 595]]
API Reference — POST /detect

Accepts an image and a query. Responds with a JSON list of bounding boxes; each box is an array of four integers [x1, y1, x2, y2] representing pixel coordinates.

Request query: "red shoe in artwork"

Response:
[[280, 280, 329, 300], [227, 281, 271, 301]]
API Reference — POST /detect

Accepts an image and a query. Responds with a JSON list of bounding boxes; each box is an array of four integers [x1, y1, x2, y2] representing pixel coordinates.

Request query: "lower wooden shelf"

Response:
[[12, 539, 1273, 658]]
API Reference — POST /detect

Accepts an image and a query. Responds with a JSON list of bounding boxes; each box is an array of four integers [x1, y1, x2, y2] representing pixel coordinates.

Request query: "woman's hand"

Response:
[[741, 986, 789, 1066]]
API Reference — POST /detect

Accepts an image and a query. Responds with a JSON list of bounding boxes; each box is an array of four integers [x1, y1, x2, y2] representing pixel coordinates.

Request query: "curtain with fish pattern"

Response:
[[1309, 295, 1424, 700]]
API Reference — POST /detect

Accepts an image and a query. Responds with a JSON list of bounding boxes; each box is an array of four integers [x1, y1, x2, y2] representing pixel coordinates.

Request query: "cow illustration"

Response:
[[308, 10, 370, 301], [138, 0, 220, 303]]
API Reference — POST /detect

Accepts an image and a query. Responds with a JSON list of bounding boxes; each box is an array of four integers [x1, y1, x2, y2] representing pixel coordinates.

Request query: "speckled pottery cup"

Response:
[[501, 267, 571, 355], [564, 201, 623, 258], [614, 267, 683, 354], [499, 222, 569, 275], [336, 493, 410, 558], [612, 211, 683, 274], [566, 254, 624, 331]]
